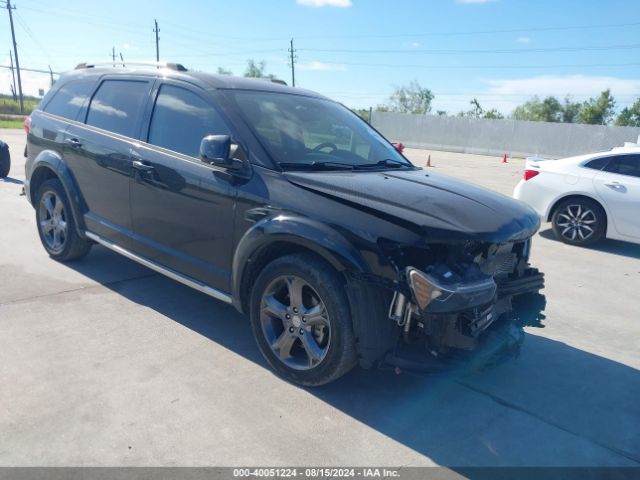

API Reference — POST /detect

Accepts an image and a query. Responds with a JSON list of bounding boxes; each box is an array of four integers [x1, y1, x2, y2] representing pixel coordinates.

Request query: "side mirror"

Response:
[[200, 135, 231, 167]]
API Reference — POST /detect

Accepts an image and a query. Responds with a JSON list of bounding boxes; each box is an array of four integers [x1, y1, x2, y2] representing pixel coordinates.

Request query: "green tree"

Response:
[[512, 96, 562, 122], [577, 89, 616, 125], [464, 98, 504, 119], [384, 81, 434, 114], [615, 98, 640, 127], [561, 96, 581, 123], [244, 59, 275, 79], [217, 67, 233, 75]]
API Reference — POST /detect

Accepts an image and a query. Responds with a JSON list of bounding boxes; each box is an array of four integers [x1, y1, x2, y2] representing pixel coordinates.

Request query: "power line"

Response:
[[13, 10, 55, 68], [294, 20, 640, 40], [0, 64, 61, 75], [299, 43, 640, 55], [307, 61, 640, 70]]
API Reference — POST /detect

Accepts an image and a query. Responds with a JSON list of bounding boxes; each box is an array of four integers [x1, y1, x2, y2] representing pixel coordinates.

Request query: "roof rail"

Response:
[[75, 61, 188, 72]]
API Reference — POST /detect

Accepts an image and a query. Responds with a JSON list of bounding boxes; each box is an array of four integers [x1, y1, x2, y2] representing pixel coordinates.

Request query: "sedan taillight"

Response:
[[524, 169, 539, 181], [24, 115, 31, 135]]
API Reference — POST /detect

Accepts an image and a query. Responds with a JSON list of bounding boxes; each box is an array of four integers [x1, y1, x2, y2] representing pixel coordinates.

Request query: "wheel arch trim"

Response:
[[231, 213, 371, 313], [29, 151, 87, 236]]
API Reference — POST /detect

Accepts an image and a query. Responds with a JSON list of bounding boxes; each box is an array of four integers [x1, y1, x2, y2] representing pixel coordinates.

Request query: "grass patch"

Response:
[[0, 120, 23, 129]]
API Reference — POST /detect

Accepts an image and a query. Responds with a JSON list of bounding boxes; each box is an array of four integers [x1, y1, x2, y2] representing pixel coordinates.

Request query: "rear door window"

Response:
[[603, 155, 640, 178], [147, 84, 231, 158], [584, 156, 611, 171], [42, 79, 96, 120], [86, 80, 150, 137]]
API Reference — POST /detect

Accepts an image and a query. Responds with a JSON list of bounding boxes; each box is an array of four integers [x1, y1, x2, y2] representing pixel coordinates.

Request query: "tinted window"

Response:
[[584, 156, 610, 170], [43, 79, 95, 120], [86, 80, 149, 137], [148, 85, 231, 157], [603, 154, 640, 178]]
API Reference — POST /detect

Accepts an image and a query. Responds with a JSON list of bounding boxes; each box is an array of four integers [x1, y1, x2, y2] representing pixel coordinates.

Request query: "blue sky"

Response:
[[1, 0, 639, 115]]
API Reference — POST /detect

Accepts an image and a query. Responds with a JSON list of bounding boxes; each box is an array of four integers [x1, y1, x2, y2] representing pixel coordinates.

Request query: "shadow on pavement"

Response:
[[65, 246, 640, 467], [539, 228, 640, 260], [0, 176, 23, 185]]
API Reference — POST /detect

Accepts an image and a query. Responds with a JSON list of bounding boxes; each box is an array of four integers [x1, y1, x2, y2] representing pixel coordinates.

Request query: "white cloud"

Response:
[[517, 36, 530, 44], [410, 41, 421, 48], [486, 75, 640, 98], [0, 67, 52, 97], [296, 0, 352, 7], [456, 0, 496, 4], [432, 75, 640, 116], [298, 61, 347, 71]]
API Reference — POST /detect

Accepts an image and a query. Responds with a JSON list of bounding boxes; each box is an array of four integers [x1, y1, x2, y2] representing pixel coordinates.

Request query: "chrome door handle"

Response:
[[605, 182, 624, 190], [132, 160, 154, 172], [65, 138, 82, 148]]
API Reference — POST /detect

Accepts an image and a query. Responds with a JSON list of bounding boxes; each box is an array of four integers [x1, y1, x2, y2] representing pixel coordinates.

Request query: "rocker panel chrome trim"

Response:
[[85, 231, 233, 304]]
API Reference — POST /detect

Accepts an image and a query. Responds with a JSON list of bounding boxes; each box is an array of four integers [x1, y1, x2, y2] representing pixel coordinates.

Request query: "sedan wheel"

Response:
[[552, 198, 606, 246], [555, 204, 596, 242]]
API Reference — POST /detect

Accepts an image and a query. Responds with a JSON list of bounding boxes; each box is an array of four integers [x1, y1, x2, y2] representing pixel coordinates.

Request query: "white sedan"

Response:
[[514, 145, 640, 246]]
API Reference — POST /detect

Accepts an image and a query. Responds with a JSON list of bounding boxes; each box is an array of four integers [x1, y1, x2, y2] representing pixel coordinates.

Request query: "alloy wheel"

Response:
[[259, 275, 331, 370], [39, 191, 67, 253], [556, 204, 597, 242]]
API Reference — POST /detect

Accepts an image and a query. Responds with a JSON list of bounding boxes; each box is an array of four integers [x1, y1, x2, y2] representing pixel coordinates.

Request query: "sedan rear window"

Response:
[[584, 157, 610, 170], [603, 154, 640, 178]]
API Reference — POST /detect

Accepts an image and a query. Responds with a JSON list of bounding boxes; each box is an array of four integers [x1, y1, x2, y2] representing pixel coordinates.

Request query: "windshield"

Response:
[[228, 91, 413, 171]]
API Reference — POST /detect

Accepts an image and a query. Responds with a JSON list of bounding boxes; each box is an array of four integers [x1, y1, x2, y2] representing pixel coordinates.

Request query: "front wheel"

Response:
[[249, 253, 357, 386], [551, 198, 606, 246]]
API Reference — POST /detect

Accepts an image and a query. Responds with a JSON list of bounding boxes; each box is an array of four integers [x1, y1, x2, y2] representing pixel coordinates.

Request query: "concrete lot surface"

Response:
[[1, 130, 639, 467]]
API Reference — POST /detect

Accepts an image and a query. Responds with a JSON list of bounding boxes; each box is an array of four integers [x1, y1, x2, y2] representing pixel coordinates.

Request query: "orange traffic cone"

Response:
[[427, 154, 432, 167], [502, 153, 508, 164]]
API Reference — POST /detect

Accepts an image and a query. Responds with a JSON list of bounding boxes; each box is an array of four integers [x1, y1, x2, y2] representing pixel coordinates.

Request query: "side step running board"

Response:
[[85, 231, 233, 304]]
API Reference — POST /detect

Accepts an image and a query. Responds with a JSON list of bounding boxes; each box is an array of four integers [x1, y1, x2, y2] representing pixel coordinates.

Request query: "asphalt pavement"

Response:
[[1, 129, 638, 467]]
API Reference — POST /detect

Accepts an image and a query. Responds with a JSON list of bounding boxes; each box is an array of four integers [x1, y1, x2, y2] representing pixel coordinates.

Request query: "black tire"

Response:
[[551, 197, 606, 246], [249, 253, 357, 386], [0, 142, 10, 178], [35, 179, 92, 261]]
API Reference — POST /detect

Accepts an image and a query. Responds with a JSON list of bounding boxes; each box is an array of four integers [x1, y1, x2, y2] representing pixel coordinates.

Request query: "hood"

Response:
[[284, 168, 540, 243]]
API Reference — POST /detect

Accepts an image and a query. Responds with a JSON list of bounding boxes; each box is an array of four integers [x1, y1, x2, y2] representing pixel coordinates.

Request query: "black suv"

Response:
[[25, 63, 544, 386]]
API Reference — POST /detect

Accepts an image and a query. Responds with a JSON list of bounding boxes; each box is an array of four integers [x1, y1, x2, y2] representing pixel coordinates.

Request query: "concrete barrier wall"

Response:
[[371, 111, 640, 158]]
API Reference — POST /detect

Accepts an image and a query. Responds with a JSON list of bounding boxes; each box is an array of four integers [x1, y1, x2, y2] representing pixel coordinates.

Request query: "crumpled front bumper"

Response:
[[382, 292, 546, 374]]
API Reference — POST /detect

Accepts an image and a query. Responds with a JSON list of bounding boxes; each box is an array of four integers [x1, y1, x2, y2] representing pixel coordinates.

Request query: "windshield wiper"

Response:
[[354, 158, 410, 169], [279, 161, 354, 171]]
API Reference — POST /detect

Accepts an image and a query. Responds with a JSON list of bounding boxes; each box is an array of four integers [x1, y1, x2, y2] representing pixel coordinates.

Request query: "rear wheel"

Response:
[[35, 179, 92, 261], [551, 198, 606, 246], [0, 142, 10, 178], [249, 253, 357, 386]]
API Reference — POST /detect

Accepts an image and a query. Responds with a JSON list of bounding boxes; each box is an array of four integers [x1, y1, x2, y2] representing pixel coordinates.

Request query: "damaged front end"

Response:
[[383, 239, 545, 372]]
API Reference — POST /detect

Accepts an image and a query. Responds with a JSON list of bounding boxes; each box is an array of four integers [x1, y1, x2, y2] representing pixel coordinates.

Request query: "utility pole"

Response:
[[288, 38, 297, 87], [5, 0, 24, 113], [153, 19, 160, 64], [9, 50, 17, 101], [112, 46, 116, 67]]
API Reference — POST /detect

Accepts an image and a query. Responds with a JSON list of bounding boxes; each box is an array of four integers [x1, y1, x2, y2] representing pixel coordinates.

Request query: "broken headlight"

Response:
[[407, 265, 497, 313]]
